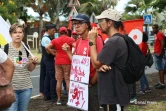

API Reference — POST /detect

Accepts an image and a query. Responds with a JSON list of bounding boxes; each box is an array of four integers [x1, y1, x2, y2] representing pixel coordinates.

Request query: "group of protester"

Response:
[[0, 8, 165, 111]]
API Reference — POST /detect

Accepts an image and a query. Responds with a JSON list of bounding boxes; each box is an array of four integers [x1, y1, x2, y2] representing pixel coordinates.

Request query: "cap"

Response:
[[72, 14, 90, 22], [96, 9, 122, 21], [59, 27, 67, 33], [72, 30, 77, 35], [45, 24, 56, 30]]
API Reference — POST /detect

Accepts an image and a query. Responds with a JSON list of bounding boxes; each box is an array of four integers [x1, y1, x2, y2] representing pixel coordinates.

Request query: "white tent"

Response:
[[0, 16, 11, 46]]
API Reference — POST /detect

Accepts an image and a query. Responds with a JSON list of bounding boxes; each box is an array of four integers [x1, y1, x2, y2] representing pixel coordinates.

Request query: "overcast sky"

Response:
[[27, 0, 130, 21]]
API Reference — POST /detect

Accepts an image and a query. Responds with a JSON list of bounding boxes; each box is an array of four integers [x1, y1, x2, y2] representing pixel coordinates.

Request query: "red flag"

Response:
[[122, 19, 144, 45]]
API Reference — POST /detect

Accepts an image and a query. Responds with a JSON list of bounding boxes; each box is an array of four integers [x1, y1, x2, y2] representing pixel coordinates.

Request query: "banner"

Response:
[[123, 19, 144, 45], [70, 55, 90, 84], [67, 81, 88, 111], [0, 16, 11, 46]]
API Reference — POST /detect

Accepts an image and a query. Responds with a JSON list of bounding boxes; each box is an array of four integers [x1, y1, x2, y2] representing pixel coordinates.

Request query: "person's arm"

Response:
[[27, 57, 38, 71], [89, 27, 104, 69], [158, 33, 165, 56], [159, 40, 164, 56], [89, 27, 112, 71], [46, 43, 56, 56], [1, 58, 15, 83]]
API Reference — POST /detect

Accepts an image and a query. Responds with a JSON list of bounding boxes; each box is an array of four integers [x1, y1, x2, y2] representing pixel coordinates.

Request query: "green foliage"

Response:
[[153, 0, 166, 12], [0, 0, 18, 23]]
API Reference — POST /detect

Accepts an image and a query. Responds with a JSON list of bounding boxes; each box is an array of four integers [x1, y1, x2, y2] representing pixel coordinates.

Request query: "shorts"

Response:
[[55, 65, 71, 81], [154, 53, 164, 70]]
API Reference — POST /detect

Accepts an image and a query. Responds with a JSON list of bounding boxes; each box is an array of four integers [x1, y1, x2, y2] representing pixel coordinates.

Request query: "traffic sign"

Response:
[[143, 14, 152, 24], [68, 0, 80, 7], [68, 7, 78, 20]]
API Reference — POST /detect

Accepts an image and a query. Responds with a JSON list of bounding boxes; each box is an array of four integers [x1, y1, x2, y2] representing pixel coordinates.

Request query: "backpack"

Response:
[[164, 35, 166, 49], [145, 48, 153, 68], [114, 33, 147, 84], [3, 43, 29, 57]]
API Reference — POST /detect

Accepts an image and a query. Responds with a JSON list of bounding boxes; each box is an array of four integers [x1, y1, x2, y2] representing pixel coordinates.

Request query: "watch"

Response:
[[89, 41, 96, 46]]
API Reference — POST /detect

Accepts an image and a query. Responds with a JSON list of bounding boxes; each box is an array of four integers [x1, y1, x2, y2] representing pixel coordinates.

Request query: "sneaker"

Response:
[[130, 97, 137, 103], [137, 90, 145, 94], [56, 100, 62, 105], [154, 82, 161, 88], [145, 88, 152, 93], [156, 84, 165, 89]]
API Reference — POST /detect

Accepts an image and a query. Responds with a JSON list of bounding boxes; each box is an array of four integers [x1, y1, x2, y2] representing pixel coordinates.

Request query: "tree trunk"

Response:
[[38, 15, 43, 53]]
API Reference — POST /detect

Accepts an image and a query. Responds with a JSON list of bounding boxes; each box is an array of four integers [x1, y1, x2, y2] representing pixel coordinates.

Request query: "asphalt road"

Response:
[[30, 66, 40, 97], [30, 64, 158, 97]]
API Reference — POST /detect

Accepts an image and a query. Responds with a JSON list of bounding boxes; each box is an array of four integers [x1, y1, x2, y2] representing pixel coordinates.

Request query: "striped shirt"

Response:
[[2, 43, 33, 90]]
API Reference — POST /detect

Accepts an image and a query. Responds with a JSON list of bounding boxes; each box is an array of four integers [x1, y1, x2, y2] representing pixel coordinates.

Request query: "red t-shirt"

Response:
[[139, 42, 148, 56], [51, 35, 74, 65], [74, 36, 103, 80], [154, 31, 164, 54]]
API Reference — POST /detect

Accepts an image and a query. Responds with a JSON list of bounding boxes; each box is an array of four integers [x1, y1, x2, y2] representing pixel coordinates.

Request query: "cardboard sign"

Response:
[[67, 81, 88, 111], [70, 55, 90, 84]]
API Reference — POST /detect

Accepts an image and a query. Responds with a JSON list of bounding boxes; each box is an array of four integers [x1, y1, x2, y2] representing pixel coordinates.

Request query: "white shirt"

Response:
[[0, 49, 7, 64]]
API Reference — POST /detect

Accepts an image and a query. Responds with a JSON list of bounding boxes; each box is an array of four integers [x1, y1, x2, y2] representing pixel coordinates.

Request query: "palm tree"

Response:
[[124, 0, 154, 33], [78, 0, 118, 16], [28, 0, 66, 53]]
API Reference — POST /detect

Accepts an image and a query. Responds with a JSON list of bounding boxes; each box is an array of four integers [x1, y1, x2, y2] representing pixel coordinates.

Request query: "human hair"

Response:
[[86, 22, 92, 31], [9, 23, 24, 34], [152, 24, 158, 29], [105, 18, 125, 32], [142, 32, 148, 42]]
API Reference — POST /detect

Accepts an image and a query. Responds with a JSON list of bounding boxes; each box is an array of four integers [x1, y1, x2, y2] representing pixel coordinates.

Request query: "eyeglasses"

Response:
[[73, 21, 87, 27], [18, 50, 22, 61], [98, 19, 105, 23]]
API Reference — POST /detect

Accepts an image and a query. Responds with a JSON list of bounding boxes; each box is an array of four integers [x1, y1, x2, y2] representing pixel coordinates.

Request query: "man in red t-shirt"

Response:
[[46, 27, 74, 105], [62, 14, 103, 111], [153, 24, 165, 89]]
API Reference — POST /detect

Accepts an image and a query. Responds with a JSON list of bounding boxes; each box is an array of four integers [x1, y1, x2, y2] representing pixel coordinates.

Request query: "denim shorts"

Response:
[[154, 53, 164, 70]]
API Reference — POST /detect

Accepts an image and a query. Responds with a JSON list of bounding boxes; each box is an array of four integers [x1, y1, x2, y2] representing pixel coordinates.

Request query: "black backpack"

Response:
[[145, 48, 154, 68], [114, 33, 147, 84], [3, 43, 29, 57]]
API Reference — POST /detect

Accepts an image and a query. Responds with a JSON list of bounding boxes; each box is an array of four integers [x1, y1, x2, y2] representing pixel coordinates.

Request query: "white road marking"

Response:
[[31, 94, 40, 99]]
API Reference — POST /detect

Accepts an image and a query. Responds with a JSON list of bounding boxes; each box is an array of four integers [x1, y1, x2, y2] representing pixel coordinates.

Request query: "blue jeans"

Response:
[[140, 73, 149, 91], [154, 53, 164, 70], [4, 88, 32, 111]]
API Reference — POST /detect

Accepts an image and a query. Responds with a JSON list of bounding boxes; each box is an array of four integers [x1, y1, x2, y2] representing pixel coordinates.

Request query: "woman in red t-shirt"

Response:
[[138, 32, 151, 94]]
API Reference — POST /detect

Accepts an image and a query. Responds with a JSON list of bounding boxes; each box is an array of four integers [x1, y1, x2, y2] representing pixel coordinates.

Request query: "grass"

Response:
[[126, 101, 166, 111], [30, 48, 42, 62]]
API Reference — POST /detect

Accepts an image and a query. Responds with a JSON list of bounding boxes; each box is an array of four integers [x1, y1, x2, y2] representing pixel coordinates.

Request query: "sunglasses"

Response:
[[18, 50, 22, 61]]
